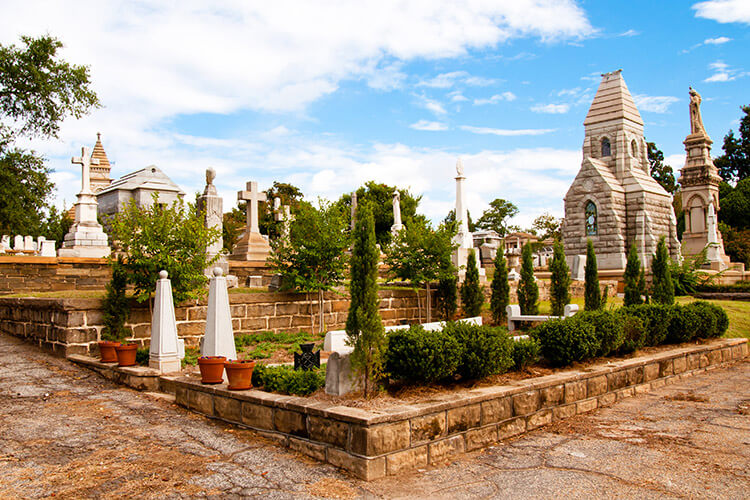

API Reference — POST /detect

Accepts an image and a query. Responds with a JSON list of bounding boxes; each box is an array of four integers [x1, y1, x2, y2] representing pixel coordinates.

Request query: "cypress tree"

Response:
[[346, 203, 385, 397], [460, 249, 484, 317], [638, 267, 649, 304], [549, 240, 571, 316], [436, 276, 458, 320], [623, 243, 643, 306], [651, 236, 674, 305], [102, 255, 131, 342], [517, 243, 539, 315], [490, 247, 510, 324], [584, 239, 601, 311]]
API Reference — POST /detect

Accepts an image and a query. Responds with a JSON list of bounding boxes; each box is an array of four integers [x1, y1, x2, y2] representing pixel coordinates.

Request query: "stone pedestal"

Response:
[[230, 231, 271, 262], [149, 271, 181, 374], [58, 193, 111, 258]]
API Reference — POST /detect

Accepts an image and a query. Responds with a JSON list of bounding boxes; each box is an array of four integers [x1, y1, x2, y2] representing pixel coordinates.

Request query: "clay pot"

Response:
[[114, 343, 138, 367], [197, 356, 226, 384], [98, 341, 120, 363], [224, 360, 255, 390]]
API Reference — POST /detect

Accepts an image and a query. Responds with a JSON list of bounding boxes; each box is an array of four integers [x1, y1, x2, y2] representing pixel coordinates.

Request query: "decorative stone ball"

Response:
[[213, 267, 223, 277], [159, 270, 168, 279]]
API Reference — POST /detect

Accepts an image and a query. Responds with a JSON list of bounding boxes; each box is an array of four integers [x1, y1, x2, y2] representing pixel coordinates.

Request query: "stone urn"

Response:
[[224, 360, 255, 390], [114, 343, 138, 367], [197, 356, 226, 384]]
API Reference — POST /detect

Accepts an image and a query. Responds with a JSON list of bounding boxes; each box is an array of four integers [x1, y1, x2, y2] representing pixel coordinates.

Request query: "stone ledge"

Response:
[[67, 354, 171, 392]]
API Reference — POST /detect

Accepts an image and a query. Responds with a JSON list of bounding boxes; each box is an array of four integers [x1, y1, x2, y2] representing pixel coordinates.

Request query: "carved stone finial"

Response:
[[456, 158, 465, 177], [206, 167, 216, 186]]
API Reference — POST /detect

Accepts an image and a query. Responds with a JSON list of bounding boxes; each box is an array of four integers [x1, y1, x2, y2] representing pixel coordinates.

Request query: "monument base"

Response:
[[149, 356, 181, 374], [230, 232, 271, 262]]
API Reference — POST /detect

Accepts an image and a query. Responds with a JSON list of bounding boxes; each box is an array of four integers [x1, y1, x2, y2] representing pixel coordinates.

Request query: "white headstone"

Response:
[[14, 235, 23, 250], [508, 269, 521, 281], [149, 270, 181, 373], [0, 235, 8, 253], [202, 267, 238, 360], [39, 239, 56, 257]]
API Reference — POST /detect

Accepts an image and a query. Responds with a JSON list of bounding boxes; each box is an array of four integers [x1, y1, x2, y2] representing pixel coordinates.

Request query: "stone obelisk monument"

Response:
[[198, 168, 228, 274]]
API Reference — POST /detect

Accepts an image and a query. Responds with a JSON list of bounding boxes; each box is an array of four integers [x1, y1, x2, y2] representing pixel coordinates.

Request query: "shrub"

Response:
[[667, 304, 699, 343], [511, 337, 540, 370], [618, 313, 646, 354], [549, 240, 571, 317], [136, 347, 149, 366], [651, 236, 675, 305], [436, 275, 458, 321], [460, 250, 484, 317], [710, 303, 730, 337], [517, 243, 539, 314], [584, 239, 601, 311], [445, 322, 513, 379], [624, 304, 675, 346], [101, 255, 131, 342], [683, 301, 719, 339], [251, 364, 326, 396], [384, 325, 462, 383], [695, 281, 750, 293], [490, 249, 510, 324], [531, 316, 599, 367], [576, 310, 624, 357], [623, 243, 643, 307]]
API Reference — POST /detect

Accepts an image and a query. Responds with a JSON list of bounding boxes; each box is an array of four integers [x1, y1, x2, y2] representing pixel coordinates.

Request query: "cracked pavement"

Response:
[[0, 332, 748, 499]]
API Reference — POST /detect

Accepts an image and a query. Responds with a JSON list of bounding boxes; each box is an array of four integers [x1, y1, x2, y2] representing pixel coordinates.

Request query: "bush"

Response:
[[623, 243, 643, 307], [695, 281, 750, 293], [460, 250, 484, 317], [251, 364, 326, 396], [618, 313, 646, 354], [517, 243, 539, 314], [584, 239, 601, 311], [102, 255, 130, 342], [511, 337, 540, 370], [549, 240, 571, 317], [436, 276, 458, 321], [624, 304, 675, 346], [531, 316, 599, 367], [136, 347, 149, 366], [651, 236, 675, 305], [445, 322, 513, 379], [683, 301, 720, 339], [576, 310, 624, 357], [384, 325, 461, 383], [710, 303, 730, 337], [667, 305, 699, 343], [490, 249, 510, 324]]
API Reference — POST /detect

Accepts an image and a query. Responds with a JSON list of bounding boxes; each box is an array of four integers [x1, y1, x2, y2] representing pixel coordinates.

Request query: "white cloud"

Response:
[[693, 0, 750, 24], [703, 60, 745, 82], [449, 91, 469, 102], [704, 36, 732, 44], [632, 94, 680, 113], [417, 71, 496, 89], [410, 120, 448, 131], [664, 154, 685, 171], [473, 92, 517, 105], [530, 103, 570, 114], [617, 29, 639, 37], [417, 96, 448, 115], [460, 126, 555, 136]]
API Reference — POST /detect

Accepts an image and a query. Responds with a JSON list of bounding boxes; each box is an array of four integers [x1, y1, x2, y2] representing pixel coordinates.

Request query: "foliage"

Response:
[[459, 250, 484, 317], [511, 337, 540, 370], [182, 347, 200, 367], [549, 240, 571, 317], [0, 146, 55, 235], [714, 105, 750, 183], [618, 313, 647, 354], [252, 363, 326, 396], [109, 194, 221, 304], [531, 316, 599, 367], [490, 247, 510, 324], [384, 325, 462, 383], [623, 243, 643, 307], [719, 223, 750, 268], [647, 142, 677, 194], [529, 212, 561, 240], [666, 304, 698, 343], [584, 239, 601, 311], [101, 255, 131, 342], [41, 205, 73, 244], [476, 198, 519, 237], [651, 236, 675, 305], [234, 330, 322, 359], [638, 268, 649, 304], [445, 322, 513, 379], [576, 310, 624, 357], [669, 246, 708, 296], [682, 301, 727, 339], [443, 208, 477, 233], [718, 178, 750, 230], [136, 347, 150, 367], [517, 243, 539, 315], [435, 275, 458, 321], [346, 203, 386, 397], [260, 181, 307, 240], [624, 304, 675, 346], [695, 280, 750, 293]]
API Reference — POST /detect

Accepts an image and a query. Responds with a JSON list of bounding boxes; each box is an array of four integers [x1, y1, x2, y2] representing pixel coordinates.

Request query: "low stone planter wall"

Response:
[[0, 256, 110, 294], [171, 338, 747, 480]]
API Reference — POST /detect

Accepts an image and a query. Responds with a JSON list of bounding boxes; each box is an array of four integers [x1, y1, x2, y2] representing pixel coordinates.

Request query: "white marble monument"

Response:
[[230, 181, 271, 262], [149, 270, 182, 373], [201, 267, 238, 360], [451, 159, 484, 280], [391, 191, 404, 235], [198, 168, 228, 275]]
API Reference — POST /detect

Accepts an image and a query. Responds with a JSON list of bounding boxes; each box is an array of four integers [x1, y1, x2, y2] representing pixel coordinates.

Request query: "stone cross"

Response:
[[71, 147, 100, 195], [273, 196, 283, 222], [237, 181, 267, 234]]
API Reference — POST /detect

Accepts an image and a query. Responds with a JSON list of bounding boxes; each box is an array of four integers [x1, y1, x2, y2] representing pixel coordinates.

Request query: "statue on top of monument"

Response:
[[689, 87, 706, 136], [204, 167, 217, 195], [456, 158, 465, 177]]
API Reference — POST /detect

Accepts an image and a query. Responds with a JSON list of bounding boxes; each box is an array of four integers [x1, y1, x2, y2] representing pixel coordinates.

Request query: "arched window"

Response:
[[585, 201, 597, 236], [631, 139, 637, 157], [601, 138, 611, 157]]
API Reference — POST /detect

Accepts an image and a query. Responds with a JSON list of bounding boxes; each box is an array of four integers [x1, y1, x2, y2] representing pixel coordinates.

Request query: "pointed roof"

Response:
[[91, 132, 111, 170], [584, 70, 643, 127]]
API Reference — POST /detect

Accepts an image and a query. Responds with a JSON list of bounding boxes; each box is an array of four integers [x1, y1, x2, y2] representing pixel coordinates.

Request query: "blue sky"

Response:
[[2, 0, 749, 229]]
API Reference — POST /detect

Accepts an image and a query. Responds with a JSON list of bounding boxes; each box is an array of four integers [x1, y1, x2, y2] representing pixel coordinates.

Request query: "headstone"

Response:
[[39, 239, 56, 257], [14, 235, 23, 250], [229, 181, 271, 262], [201, 267, 238, 359], [23, 235, 34, 252], [508, 269, 521, 281], [294, 343, 321, 371], [58, 146, 111, 258], [325, 351, 358, 396], [0, 235, 8, 253], [391, 191, 403, 235], [705, 199, 725, 267], [571, 254, 586, 281], [149, 270, 181, 373], [197, 167, 228, 275]]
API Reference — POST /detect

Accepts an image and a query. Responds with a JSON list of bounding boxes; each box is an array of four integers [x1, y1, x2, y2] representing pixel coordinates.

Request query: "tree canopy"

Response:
[[714, 105, 750, 184], [476, 198, 519, 237], [529, 212, 561, 240], [647, 142, 677, 194]]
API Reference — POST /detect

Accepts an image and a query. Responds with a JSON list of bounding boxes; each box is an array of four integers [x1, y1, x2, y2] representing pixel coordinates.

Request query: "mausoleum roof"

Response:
[[97, 165, 185, 196], [584, 70, 643, 127]]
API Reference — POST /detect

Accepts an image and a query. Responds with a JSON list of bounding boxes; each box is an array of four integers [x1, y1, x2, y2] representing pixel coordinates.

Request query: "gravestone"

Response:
[[294, 343, 320, 371], [14, 235, 23, 250], [149, 270, 182, 373], [197, 168, 228, 275], [230, 181, 271, 262]]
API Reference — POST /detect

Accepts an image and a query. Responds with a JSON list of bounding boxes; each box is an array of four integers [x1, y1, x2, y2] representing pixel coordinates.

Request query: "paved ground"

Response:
[[1, 332, 748, 499]]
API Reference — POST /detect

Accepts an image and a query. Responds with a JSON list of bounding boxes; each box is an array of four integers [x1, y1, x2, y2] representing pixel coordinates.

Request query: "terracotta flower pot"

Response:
[[197, 356, 226, 384], [224, 360, 255, 390], [98, 341, 120, 363], [114, 343, 138, 367]]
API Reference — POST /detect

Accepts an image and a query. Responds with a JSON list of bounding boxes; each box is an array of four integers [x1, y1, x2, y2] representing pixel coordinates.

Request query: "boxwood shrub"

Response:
[[531, 316, 599, 367], [576, 310, 625, 357], [385, 325, 462, 383], [444, 322, 514, 379], [618, 313, 646, 354], [511, 337, 540, 370], [252, 363, 326, 396], [623, 304, 676, 346]]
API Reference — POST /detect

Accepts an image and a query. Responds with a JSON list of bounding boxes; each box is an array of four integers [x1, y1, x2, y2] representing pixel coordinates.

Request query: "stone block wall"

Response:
[[0, 256, 111, 294]]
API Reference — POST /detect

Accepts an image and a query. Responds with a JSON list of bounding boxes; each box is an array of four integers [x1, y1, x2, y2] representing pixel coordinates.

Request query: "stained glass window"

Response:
[[585, 201, 597, 236], [601, 138, 611, 157]]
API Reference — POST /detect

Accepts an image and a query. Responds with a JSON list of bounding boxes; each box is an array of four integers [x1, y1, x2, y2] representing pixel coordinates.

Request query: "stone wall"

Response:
[[0, 289, 435, 357], [0, 256, 110, 294]]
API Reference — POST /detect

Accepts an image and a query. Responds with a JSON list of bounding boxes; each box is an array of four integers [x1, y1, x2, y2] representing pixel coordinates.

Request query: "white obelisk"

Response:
[[202, 267, 238, 359], [149, 271, 181, 373]]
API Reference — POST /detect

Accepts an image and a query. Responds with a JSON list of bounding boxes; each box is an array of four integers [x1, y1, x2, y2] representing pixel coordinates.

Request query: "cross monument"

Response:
[[230, 180, 271, 261]]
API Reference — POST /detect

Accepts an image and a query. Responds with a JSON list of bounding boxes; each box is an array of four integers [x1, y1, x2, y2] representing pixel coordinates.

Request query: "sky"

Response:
[[2, 0, 749, 230]]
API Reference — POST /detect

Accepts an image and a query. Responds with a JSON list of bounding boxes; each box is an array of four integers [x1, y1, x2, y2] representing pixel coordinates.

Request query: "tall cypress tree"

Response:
[[584, 239, 601, 311], [517, 243, 539, 315], [623, 243, 643, 306], [651, 236, 674, 305], [549, 240, 571, 316], [490, 247, 510, 324], [460, 250, 484, 317], [346, 203, 385, 397]]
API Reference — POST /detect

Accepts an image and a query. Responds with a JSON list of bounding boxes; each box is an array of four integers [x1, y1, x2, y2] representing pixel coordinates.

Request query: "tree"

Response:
[[651, 236, 674, 305], [260, 181, 307, 240], [385, 217, 456, 322], [718, 178, 750, 230], [41, 205, 73, 244], [720, 222, 750, 268], [460, 250, 484, 317], [517, 243, 538, 315], [714, 105, 750, 183], [435, 275, 458, 321], [269, 200, 349, 332], [346, 203, 386, 397], [109, 194, 221, 304], [584, 239, 601, 311], [443, 208, 477, 233], [476, 198, 519, 237], [490, 248, 510, 325], [0, 35, 99, 235], [549, 240, 571, 316], [530, 212, 561, 240], [647, 142, 677, 194], [101, 255, 131, 342], [623, 243, 643, 307]]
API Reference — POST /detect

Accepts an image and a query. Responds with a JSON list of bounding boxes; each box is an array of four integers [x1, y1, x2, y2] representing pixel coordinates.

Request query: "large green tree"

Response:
[[714, 105, 750, 184], [647, 142, 677, 194], [476, 198, 519, 237], [529, 212, 561, 240], [0, 35, 99, 235]]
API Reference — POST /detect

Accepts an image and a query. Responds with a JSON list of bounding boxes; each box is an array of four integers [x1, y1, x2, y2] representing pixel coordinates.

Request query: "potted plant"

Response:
[[114, 342, 138, 366], [224, 359, 256, 390], [197, 356, 226, 384], [100, 255, 130, 363]]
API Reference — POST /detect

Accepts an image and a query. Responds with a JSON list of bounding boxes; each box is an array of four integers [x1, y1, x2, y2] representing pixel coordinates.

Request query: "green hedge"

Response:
[[694, 281, 750, 293], [385, 325, 461, 383], [251, 364, 326, 396], [445, 322, 514, 380], [531, 316, 599, 367], [511, 337, 540, 370]]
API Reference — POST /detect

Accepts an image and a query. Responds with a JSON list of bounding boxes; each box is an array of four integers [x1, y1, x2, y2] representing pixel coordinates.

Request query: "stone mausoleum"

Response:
[[97, 165, 185, 218], [563, 70, 680, 271]]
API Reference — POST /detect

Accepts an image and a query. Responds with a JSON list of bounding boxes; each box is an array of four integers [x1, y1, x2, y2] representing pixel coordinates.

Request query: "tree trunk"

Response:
[[307, 292, 314, 333], [318, 289, 325, 333], [425, 282, 431, 323], [414, 287, 422, 323]]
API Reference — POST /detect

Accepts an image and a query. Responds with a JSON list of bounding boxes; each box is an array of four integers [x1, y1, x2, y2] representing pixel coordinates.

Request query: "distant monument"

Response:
[[562, 70, 679, 271], [679, 87, 730, 270], [230, 181, 271, 262], [350, 191, 357, 231], [391, 191, 403, 235], [451, 159, 484, 280], [58, 147, 111, 258], [197, 168, 228, 275]]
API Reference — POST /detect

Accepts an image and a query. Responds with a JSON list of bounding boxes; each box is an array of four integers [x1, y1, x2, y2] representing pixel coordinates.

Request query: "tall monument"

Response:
[[451, 159, 483, 279], [391, 191, 403, 235], [197, 168, 228, 274], [230, 181, 271, 262], [679, 87, 729, 269]]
